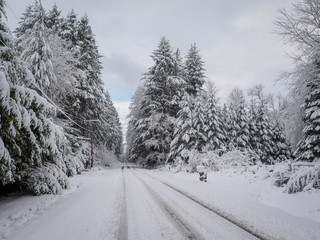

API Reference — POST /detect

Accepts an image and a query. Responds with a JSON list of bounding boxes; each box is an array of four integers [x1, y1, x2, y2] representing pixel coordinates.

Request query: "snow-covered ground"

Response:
[[0, 164, 319, 240]]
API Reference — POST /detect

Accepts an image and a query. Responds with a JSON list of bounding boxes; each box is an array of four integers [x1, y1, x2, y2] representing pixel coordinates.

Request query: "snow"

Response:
[[0, 165, 319, 240], [151, 166, 320, 240]]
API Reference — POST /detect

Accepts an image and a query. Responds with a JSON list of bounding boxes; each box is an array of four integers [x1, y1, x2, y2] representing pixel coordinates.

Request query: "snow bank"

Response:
[[149, 166, 320, 239]]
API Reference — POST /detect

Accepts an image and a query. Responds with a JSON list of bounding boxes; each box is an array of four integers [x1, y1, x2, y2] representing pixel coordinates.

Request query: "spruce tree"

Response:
[[192, 94, 207, 152], [133, 37, 177, 166], [227, 105, 238, 150], [0, 1, 69, 194], [60, 9, 79, 48], [203, 87, 225, 152], [185, 43, 205, 96], [234, 100, 251, 151], [16, 0, 56, 93], [294, 53, 320, 162], [256, 103, 274, 164], [270, 121, 291, 162], [45, 4, 63, 32], [168, 93, 196, 164]]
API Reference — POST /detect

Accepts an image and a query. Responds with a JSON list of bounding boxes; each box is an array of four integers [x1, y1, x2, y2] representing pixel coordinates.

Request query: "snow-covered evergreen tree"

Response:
[[131, 37, 177, 166], [275, 0, 320, 163], [16, 0, 56, 93], [234, 100, 251, 151], [192, 94, 207, 152], [126, 86, 144, 162], [294, 52, 320, 162], [60, 9, 79, 48], [167, 93, 196, 164], [270, 120, 291, 162], [184, 44, 205, 96], [255, 103, 274, 164], [202, 85, 225, 152], [45, 4, 63, 33], [0, 1, 70, 194], [226, 105, 238, 150]]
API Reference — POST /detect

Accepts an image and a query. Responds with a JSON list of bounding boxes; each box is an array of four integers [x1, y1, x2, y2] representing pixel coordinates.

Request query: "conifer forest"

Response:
[[0, 1, 320, 239]]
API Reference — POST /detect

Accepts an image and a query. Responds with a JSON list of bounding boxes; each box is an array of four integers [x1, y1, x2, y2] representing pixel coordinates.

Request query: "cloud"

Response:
[[7, 0, 295, 113]]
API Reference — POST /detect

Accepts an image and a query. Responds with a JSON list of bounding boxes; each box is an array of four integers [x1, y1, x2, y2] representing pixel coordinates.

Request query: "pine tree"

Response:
[[168, 93, 196, 164], [0, 1, 69, 194], [16, 0, 56, 93], [294, 52, 320, 162], [126, 86, 144, 162], [132, 37, 177, 166], [248, 100, 258, 152], [60, 9, 79, 48], [203, 86, 225, 152], [221, 103, 231, 148], [184, 43, 205, 96], [256, 103, 274, 164], [45, 4, 63, 32], [234, 100, 251, 151], [270, 121, 291, 162], [227, 105, 238, 150], [192, 94, 207, 152]]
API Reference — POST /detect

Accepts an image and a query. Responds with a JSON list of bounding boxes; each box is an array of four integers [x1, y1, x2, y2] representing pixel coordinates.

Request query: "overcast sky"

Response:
[[5, 0, 295, 136]]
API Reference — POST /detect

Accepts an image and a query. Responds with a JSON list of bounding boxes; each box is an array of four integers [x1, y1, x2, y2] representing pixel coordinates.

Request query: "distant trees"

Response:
[[126, 38, 291, 167]]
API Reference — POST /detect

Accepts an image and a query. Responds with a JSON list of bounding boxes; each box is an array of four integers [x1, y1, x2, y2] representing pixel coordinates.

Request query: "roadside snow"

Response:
[[147, 166, 320, 239], [0, 169, 95, 239]]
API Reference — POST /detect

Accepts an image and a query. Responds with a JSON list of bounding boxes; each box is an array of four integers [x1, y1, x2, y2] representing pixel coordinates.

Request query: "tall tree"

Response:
[[202, 84, 225, 152], [45, 3, 63, 32], [16, 0, 55, 93], [184, 43, 205, 96], [168, 93, 196, 164], [234, 100, 251, 151], [131, 37, 177, 166], [275, 0, 320, 162], [0, 1, 70, 194]]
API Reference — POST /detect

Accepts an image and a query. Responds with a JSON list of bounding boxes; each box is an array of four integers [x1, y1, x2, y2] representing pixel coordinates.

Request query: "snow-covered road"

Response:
[[2, 166, 320, 240], [3, 167, 260, 240]]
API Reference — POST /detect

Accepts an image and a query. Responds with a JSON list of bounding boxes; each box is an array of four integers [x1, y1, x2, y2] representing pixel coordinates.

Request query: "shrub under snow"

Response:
[[177, 149, 255, 173], [27, 163, 69, 196], [286, 163, 320, 193]]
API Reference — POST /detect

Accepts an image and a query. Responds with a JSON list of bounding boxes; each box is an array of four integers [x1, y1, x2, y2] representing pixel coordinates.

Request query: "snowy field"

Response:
[[0, 164, 320, 240]]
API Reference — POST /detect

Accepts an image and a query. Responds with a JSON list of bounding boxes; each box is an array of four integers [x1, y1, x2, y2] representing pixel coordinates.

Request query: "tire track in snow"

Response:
[[136, 169, 274, 240], [131, 169, 205, 240], [118, 168, 128, 240]]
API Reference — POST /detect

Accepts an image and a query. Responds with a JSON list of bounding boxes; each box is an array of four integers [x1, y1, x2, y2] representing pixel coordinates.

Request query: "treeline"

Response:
[[0, 1, 122, 195], [126, 38, 294, 167]]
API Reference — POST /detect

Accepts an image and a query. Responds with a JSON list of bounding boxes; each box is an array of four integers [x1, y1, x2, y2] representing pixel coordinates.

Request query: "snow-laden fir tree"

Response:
[[126, 86, 144, 162], [0, 1, 69, 194], [131, 37, 178, 166], [248, 99, 258, 153], [255, 103, 274, 164], [275, 0, 320, 163], [220, 103, 232, 148], [294, 51, 320, 162], [192, 94, 207, 152], [184, 44, 205, 96], [234, 100, 251, 151], [15, 0, 56, 93], [169, 48, 186, 116], [270, 120, 291, 162], [60, 9, 79, 48], [167, 93, 196, 164], [45, 4, 63, 33], [226, 105, 238, 150], [202, 83, 225, 153]]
